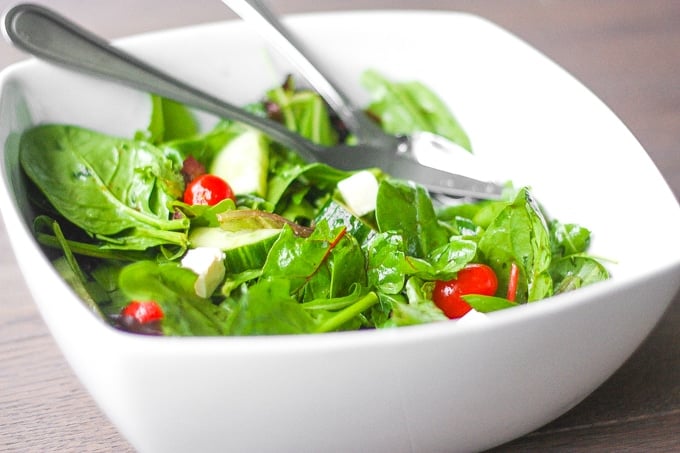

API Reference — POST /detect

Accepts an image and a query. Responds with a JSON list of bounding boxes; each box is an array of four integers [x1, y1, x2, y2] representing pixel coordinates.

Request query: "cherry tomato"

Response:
[[432, 264, 498, 319], [120, 300, 164, 324], [183, 174, 235, 206]]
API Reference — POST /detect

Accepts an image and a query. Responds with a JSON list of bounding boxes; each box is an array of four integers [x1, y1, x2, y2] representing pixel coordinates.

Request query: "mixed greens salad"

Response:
[[19, 70, 609, 336]]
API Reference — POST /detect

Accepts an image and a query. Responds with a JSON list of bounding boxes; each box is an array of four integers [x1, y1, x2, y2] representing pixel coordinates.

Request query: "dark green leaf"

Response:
[[223, 278, 316, 335], [478, 188, 553, 302], [375, 179, 448, 258], [20, 125, 188, 250], [382, 277, 447, 327], [549, 220, 592, 258], [118, 261, 226, 336], [361, 69, 472, 151], [401, 237, 477, 280], [364, 232, 407, 294], [550, 255, 610, 294], [463, 294, 517, 313], [262, 222, 365, 300]]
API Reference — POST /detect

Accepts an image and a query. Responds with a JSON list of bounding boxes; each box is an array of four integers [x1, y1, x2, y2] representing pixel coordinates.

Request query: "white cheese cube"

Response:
[[337, 170, 379, 216], [181, 247, 226, 298]]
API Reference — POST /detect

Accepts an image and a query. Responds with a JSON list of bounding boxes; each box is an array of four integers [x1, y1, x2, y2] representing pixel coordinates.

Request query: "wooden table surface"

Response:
[[0, 0, 678, 451]]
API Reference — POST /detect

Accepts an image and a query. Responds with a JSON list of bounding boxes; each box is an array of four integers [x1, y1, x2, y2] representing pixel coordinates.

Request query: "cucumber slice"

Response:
[[189, 227, 280, 273], [315, 199, 376, 245], [209, 129, 269, 197]]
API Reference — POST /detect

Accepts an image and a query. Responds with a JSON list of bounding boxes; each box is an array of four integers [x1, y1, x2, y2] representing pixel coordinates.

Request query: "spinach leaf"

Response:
[[402, 237, 477, 280], [550, 255, 610, 294], [375, 179, 448, 258], [32, 216, 153, 261], [141, 95, 199, 145], [361, 69, 472, 151], [261, 222, 365, 301], [52, 257, 106, 315], [156, 97, 199, 142], [20, 125, 189, 250], [315, 199, 376, 245], [174, 198, 237, 228], [549, 220, 592, 259], [48, 217, 109, 316], [222, 278, 317, 335], [478, 188, 553, 302], [381, 277, 447, 327], [220, 269, 262, 297], [266, 162, 348, 208], [118, 261, 226, 336], [364, 232, 407, 294], [223, 279, 378, 335], [463, 294, 517, 313], [304, 227, 365, 300]]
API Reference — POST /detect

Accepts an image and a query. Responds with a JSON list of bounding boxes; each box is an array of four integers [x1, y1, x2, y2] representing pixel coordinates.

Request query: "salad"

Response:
[[18, 70, 609, 336]]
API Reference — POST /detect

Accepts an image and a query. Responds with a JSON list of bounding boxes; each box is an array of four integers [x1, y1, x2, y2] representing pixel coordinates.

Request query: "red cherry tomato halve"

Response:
[[121, 300, 164, 324], [183, 174, 235, 206], [432, 264, 498, 319]]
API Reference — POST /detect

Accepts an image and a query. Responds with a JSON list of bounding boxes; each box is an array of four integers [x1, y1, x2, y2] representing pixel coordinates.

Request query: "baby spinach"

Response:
[[20, 71, 610, 336], [261, 222, 365, 301], [142, 95, 199, 145], [223, 278, 316, 335], [375, 179, 448, 258], [463, 294, 517, 313], [118, 261, 226, 336], [20, 125, 189, 251], [478, 188, 553, 303], [382, 277, 448, 327], [361, 69, 472, 151], [550, 255, 610, 294], [403, 238, 478, 280], [549, 220, 592, 258], [364, 232, 407, 295]]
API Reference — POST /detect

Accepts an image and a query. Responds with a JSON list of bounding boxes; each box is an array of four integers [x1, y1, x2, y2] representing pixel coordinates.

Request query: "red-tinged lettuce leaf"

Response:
[[261, 222, 365, 301], [478, 188, 553, 303]]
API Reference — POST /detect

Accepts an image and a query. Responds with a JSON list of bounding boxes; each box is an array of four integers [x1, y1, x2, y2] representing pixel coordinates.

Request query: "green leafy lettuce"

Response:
[[18, 70, 609, 336]]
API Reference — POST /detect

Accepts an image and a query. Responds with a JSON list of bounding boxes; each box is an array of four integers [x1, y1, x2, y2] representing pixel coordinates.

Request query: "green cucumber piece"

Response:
[[209, 128, 269, 197], [189, 227, 280, 273]]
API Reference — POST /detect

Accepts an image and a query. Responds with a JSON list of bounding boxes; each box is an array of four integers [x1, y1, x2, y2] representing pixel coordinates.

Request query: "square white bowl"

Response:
[[1, 11, 679, 453]]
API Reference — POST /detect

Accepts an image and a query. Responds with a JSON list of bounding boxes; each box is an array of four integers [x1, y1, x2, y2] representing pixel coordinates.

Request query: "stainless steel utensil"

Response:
[[223, 0, 495, 186], [3, 3, 504, 199]]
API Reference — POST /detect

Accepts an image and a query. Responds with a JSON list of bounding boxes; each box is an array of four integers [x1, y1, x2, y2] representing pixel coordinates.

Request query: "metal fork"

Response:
[[3, 3, 504, 199], [222, 0, 498, 187]]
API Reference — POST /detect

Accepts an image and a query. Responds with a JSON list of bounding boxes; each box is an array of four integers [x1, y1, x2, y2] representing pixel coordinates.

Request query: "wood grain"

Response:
[[1, 1, 678, 451]]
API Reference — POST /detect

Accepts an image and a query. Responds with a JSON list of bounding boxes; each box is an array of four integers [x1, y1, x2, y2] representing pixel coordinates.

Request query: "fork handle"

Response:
[[224, 0, 390, 145], [3, 3, 321, 162]]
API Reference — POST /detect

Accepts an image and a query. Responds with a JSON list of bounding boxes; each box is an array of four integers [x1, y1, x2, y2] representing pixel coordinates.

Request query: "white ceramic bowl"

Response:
[[1, 11, 679, 453]]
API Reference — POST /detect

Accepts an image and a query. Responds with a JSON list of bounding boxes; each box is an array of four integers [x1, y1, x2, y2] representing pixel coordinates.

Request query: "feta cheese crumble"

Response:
[[181, 247, 226, 298], [337, 170, 379, 216]]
